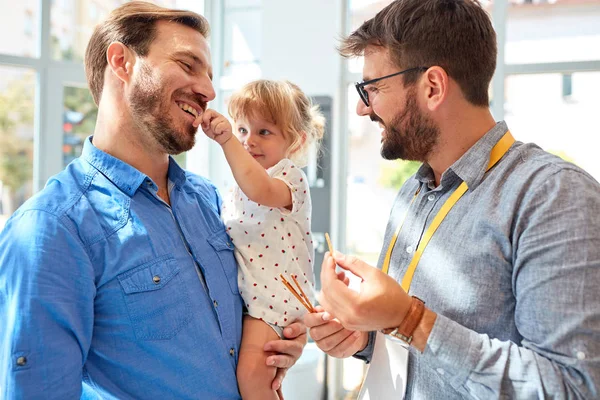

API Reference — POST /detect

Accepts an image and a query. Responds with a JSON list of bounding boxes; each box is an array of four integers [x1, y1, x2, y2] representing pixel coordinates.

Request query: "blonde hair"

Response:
[[85, 1, 209, 105], [228, 80, 325, 168]]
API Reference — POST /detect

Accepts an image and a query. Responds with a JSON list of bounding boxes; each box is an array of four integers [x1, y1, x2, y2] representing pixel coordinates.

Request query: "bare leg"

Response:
[[237, 315, 281, 400]]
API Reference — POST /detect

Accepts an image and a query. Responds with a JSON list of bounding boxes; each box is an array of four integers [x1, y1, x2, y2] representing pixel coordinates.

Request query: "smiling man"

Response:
[[306, 0, 600, 398], [0, 2, 306, 399]]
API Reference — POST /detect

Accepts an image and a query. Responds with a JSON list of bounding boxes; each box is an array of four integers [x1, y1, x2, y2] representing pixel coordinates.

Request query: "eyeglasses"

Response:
[[355, 66, 429, 107]]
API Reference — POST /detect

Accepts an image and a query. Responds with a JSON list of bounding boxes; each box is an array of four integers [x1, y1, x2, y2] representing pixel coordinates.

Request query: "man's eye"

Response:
[[366, 86, 378, 94], [180, 61, 192, 71]]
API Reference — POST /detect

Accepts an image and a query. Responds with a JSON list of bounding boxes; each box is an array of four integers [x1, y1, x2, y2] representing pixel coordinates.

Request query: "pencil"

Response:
[[325, 232, 334, 255], [280, 274, 314, 312]]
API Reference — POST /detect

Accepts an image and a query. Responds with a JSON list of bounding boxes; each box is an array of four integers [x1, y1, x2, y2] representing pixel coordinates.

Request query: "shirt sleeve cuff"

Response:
[[419, 313, 482, 389], [353, 331, 376, 364]]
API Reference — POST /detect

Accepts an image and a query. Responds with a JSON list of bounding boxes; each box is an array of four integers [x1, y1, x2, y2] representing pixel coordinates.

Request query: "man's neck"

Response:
[[92, 106, 171, 201], [427, 108, 497, 186]]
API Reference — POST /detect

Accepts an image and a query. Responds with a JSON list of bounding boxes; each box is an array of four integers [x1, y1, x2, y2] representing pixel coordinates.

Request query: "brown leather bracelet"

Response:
[[382, 296, 425, 344]]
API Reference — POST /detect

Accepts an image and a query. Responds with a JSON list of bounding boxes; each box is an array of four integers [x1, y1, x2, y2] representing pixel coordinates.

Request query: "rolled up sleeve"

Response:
[[0, 209, 96, 399]]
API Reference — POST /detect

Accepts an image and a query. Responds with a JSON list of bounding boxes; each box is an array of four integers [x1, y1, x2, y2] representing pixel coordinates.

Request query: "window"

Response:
[[0, 0, 39, 57], [505, 0, 600, 64], [504, 72, 600, 179], [0, 66, 36, 229]]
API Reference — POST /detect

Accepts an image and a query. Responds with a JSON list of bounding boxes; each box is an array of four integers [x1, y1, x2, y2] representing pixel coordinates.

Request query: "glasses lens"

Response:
[[355, 83, 369, 107], [360, 86, 369, 106]]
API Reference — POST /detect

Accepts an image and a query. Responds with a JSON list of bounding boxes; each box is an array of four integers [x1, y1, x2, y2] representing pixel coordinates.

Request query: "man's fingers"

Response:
[[282, 320, 307, 340], [337, 270, 350, 286], [307, 318, 344, 341], [304, 311, 331, 329], [312, 327, 355, 353], [264, 338, 304, 367], [273, 368, 286, 392], [265, 352, 296, 369], [327, 330, 364, 358], [332, 251, 369, 279], [318, 254, 360, 320]]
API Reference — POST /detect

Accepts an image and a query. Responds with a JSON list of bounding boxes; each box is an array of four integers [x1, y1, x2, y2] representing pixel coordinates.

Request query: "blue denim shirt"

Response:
[[0, 137, 243, 399], [356, 121, 600, 399]]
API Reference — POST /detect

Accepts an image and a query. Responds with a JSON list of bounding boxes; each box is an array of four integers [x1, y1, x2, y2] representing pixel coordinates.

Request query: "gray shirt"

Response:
[[355, 121, 600, 399]]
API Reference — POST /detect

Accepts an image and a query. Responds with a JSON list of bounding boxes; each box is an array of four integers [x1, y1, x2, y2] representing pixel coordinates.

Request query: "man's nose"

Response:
[[192, 76, 216, 102], [356, 99, 371, 116]]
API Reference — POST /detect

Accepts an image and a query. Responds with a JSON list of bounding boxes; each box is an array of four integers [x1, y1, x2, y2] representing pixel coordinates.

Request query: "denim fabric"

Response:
[[0, 137, 243, 399]]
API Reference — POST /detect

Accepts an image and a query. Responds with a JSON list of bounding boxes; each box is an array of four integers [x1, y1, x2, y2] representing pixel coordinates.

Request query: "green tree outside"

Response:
[[0, 72, 35, 214]]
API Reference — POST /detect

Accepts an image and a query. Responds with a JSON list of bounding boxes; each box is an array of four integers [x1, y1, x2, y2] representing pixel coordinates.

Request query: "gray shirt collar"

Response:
[[415, 120, 509, 191]]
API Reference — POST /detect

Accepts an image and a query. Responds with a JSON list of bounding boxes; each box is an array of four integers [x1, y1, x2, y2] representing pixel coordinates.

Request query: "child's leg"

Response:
[[237, 315, 281, 400]]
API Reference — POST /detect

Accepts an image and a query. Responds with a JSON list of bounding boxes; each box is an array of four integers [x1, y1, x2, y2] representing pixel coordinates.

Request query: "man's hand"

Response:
[[264, 319, 308, 392], [198, 109, 233, 146], [305, 305, 369, 358], [318, 251, 412, 332]]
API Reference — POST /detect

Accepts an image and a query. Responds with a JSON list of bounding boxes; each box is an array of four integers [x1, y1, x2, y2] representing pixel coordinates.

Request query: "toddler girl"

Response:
[[200, 80, 325, 399]]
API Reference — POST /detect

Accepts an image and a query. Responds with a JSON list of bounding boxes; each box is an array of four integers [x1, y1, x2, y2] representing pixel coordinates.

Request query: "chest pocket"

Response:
[[207, 233, 239, 294], [118, 255, 192, 340]]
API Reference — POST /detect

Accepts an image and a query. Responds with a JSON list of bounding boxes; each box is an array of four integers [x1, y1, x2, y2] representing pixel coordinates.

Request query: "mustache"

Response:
[[175, 90, 208, 112], [370, 114, 383, 124]]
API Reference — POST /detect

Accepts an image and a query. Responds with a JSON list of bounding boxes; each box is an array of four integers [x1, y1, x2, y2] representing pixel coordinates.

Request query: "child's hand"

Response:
[[198, 109, 233, 146]]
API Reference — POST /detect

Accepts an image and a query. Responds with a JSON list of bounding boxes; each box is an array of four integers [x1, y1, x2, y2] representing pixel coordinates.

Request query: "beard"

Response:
[[129, 63, 206, 155], [375, 88, 439, 162]]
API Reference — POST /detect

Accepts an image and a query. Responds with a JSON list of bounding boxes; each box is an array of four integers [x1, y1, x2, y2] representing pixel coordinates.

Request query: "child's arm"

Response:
[[198, 109, 292, 209]]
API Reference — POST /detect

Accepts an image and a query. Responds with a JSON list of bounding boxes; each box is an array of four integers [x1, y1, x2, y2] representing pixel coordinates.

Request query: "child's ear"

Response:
[[289, 131, 307, 155]]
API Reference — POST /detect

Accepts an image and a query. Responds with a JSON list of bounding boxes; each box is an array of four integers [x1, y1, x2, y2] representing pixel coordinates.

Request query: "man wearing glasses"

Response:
[[307, 0, 600, 398]]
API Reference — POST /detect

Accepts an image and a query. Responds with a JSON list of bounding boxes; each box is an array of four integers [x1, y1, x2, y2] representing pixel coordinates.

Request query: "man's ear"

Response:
[[421, 66, 448, 112], [106, 42, 136, 84]]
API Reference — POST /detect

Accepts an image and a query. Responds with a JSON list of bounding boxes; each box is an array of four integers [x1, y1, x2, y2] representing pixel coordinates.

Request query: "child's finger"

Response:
[[215, 120, 230, 136]]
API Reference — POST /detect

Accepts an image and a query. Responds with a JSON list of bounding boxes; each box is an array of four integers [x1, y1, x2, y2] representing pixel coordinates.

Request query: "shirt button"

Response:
[[428, 194, 435, 201], [576, 351, 586, 360], [229, 348, 235, 356], [153, 275, 161, 284], [406, 246, 413, 254], [16, 356, 27, 366], [436, 368, 445, 375], [213, 300, 218, 307]]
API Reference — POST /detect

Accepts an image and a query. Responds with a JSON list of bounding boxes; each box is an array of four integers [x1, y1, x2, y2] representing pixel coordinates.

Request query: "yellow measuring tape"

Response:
[[382, 131, 515, 292]]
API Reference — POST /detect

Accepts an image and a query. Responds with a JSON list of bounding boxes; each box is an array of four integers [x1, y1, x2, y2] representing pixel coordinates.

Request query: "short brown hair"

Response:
[[340, 0, 496, 106], [228, 80, 325, 168], [85, 1, 209, 105]]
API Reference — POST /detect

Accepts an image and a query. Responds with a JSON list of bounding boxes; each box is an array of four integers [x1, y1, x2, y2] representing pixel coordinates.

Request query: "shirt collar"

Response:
[[81, 136, 187, 196], [415, 121, 509, 191]]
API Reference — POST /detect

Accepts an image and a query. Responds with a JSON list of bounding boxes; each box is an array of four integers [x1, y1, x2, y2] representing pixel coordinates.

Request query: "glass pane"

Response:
[[504, 72, 600, 180], [51, 0, 206, 62], [506, 0, 600, 64], [0, 66, 36, 229], [347, 0, 390, 74], [62, 85, 97, 167], [0, 0, 39, 57], [221, 8, 262, 90]]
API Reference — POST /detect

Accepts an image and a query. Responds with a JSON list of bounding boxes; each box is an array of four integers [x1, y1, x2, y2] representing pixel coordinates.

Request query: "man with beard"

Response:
[[307, 0, 600, 398], [0, 3, 306, 399]]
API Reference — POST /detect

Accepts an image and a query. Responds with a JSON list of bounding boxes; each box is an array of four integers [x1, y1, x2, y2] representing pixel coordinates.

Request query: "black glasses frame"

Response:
[[355, 66, 429, 107]]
